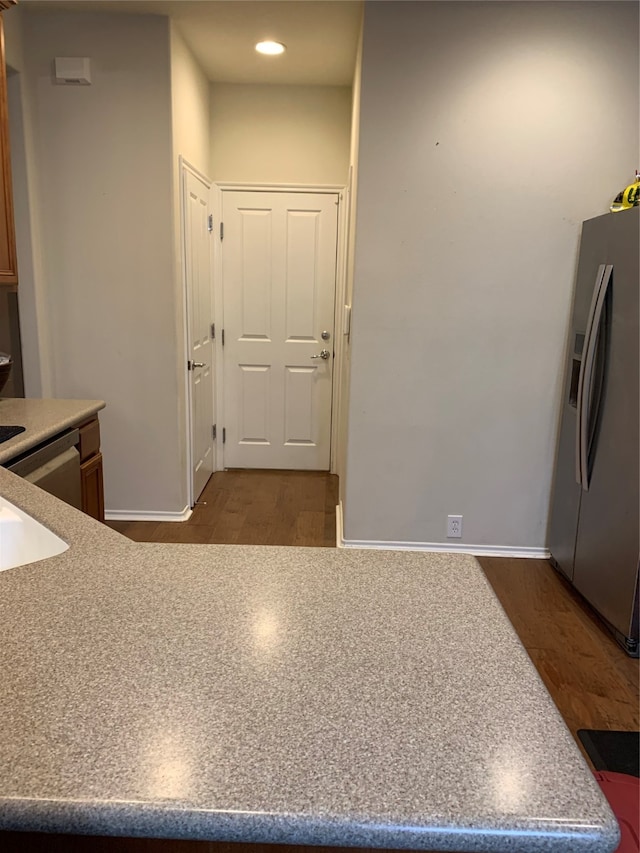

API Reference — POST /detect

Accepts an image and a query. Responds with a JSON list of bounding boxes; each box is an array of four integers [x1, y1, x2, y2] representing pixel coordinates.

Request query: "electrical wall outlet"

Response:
[[447, 514, 463, 538]]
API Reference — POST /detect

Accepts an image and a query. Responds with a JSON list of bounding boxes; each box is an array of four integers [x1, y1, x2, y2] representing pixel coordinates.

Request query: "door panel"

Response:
[[240, 210, 272, 339], [239, 364, 270, 444], [184, 168, 214, 502], [285, 366, 316, 445], [286, 210, 321, 340], [222, 191, 338, 470]]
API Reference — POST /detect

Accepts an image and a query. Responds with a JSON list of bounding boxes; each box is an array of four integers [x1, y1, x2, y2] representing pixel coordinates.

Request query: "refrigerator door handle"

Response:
[[576, 265, 606, 486], [576, 264, 613, 491]]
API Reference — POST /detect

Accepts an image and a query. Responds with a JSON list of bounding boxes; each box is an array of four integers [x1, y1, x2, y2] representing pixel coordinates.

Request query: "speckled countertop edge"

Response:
[[0, 799, 619, 852], [0, 467, 621, 853], [0, 398, 105, 463]]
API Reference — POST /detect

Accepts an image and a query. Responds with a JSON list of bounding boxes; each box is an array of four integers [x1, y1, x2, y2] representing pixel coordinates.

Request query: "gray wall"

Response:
[[17, 11, 184, 515], [344, 1, 639, 549], [4, 6, 54, 399], [337, 22, 363, 508], [210, 83, 351, 184]]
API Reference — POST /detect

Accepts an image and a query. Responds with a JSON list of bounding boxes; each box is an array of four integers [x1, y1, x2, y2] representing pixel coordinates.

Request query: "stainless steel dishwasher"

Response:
[[6, 429, 81, 509]]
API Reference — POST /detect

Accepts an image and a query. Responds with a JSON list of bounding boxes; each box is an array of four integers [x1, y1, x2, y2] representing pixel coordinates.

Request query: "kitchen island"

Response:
[[0, 466, 619, 853]]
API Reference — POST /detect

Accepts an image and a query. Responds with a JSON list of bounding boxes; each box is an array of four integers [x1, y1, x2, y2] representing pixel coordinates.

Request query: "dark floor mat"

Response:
[[0, 425, 25, 444], [578, 730, 640, 777]]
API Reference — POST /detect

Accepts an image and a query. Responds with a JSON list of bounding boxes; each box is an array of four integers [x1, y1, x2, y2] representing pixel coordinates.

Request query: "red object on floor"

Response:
[[594, 771, 640, 853]]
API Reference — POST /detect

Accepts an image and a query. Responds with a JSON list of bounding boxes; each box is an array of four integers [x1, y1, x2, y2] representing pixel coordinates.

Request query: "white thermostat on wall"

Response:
[[54, 57, 92, 85]]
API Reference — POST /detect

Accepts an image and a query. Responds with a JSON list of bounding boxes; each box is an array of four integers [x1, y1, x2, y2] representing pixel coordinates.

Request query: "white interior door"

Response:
[[184, 166, 214, 501], [222, 191, 338, 470]]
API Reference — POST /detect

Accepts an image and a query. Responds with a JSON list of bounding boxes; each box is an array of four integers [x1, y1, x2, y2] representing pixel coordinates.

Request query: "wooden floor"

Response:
[[108, 470, 339, 548], [479, 556, 639, 759]]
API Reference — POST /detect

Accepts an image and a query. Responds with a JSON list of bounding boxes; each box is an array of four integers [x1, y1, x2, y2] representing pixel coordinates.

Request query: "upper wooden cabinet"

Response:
[[0, 10, 18, 286]]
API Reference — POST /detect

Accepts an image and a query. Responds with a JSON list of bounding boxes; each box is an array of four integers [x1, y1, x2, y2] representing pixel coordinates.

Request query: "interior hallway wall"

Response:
[[171, 24, 211, 178], [210, 83, 351, 184], [344, 0, 639, 550], [336, 21, 363, 508], [170, 22, 211, 498], [18, 10, 184, 515], [4, 6, 52, 398]]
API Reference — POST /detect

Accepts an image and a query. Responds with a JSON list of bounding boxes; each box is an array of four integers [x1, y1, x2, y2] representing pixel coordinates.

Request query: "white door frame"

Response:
[[212, 182, 348, 474], [180, 156, 214, 506]]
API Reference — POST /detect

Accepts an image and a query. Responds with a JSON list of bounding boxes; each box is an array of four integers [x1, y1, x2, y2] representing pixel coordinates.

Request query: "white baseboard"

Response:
[[338, 532, 549, 559], [335, 501, 343, 547], [105, 506, 193, 523]]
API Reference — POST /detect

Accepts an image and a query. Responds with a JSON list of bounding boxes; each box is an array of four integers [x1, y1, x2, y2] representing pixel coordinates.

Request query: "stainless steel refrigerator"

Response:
[[549, 206, 639, 656]]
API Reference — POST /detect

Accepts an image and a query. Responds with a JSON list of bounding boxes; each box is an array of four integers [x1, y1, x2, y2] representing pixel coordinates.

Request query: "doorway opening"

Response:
[[216, 186, 345, 471], [182, 180, 348, 515], [108, 470, 339, 547]]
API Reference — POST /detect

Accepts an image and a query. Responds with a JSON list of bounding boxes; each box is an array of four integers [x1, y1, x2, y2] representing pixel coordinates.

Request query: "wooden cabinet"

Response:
[[80, 452, 104, 523], [0, 8, 18, 286], [77, 416, 105, 523]]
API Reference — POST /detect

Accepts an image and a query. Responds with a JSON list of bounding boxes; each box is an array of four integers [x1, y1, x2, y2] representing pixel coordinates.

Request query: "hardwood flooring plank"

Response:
[[480, 557, 639, 687], [209, 507, 248, 544], [479, 556, 639, 766], [189, 486, 229, 527], [527, 645, 639, 729], [106, 521, 161, 542], [107, 471, 337, 549], [323, 476, 339, 547], [292, 510, 325, 547], [152, 524, 214, 545]]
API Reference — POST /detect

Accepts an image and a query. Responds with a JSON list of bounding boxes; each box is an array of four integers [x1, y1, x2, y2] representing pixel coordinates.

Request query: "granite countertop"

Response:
[[0, 468, 620, 853], [0, 398, 105, 463]]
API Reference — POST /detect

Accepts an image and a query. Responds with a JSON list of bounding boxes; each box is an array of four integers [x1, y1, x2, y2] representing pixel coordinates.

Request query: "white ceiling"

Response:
[[21, 0, 363, 86]]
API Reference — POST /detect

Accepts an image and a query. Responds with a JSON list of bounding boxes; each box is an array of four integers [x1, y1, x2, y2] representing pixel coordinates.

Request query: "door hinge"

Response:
[[210, 323, 215, 340], [220, 221, 224, 241], [208, 214, 213, 233], [221, 328, 225, 346], [222, 428, 226, 444], [212, 424, 217, 440]]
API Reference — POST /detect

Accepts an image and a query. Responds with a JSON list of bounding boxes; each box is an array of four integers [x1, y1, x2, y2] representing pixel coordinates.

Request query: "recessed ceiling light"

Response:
[[255, 41, 286, 56]]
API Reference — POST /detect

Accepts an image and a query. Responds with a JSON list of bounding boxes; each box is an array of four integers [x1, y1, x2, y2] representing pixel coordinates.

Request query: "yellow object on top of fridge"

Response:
[[610, 172, 640, 212]]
